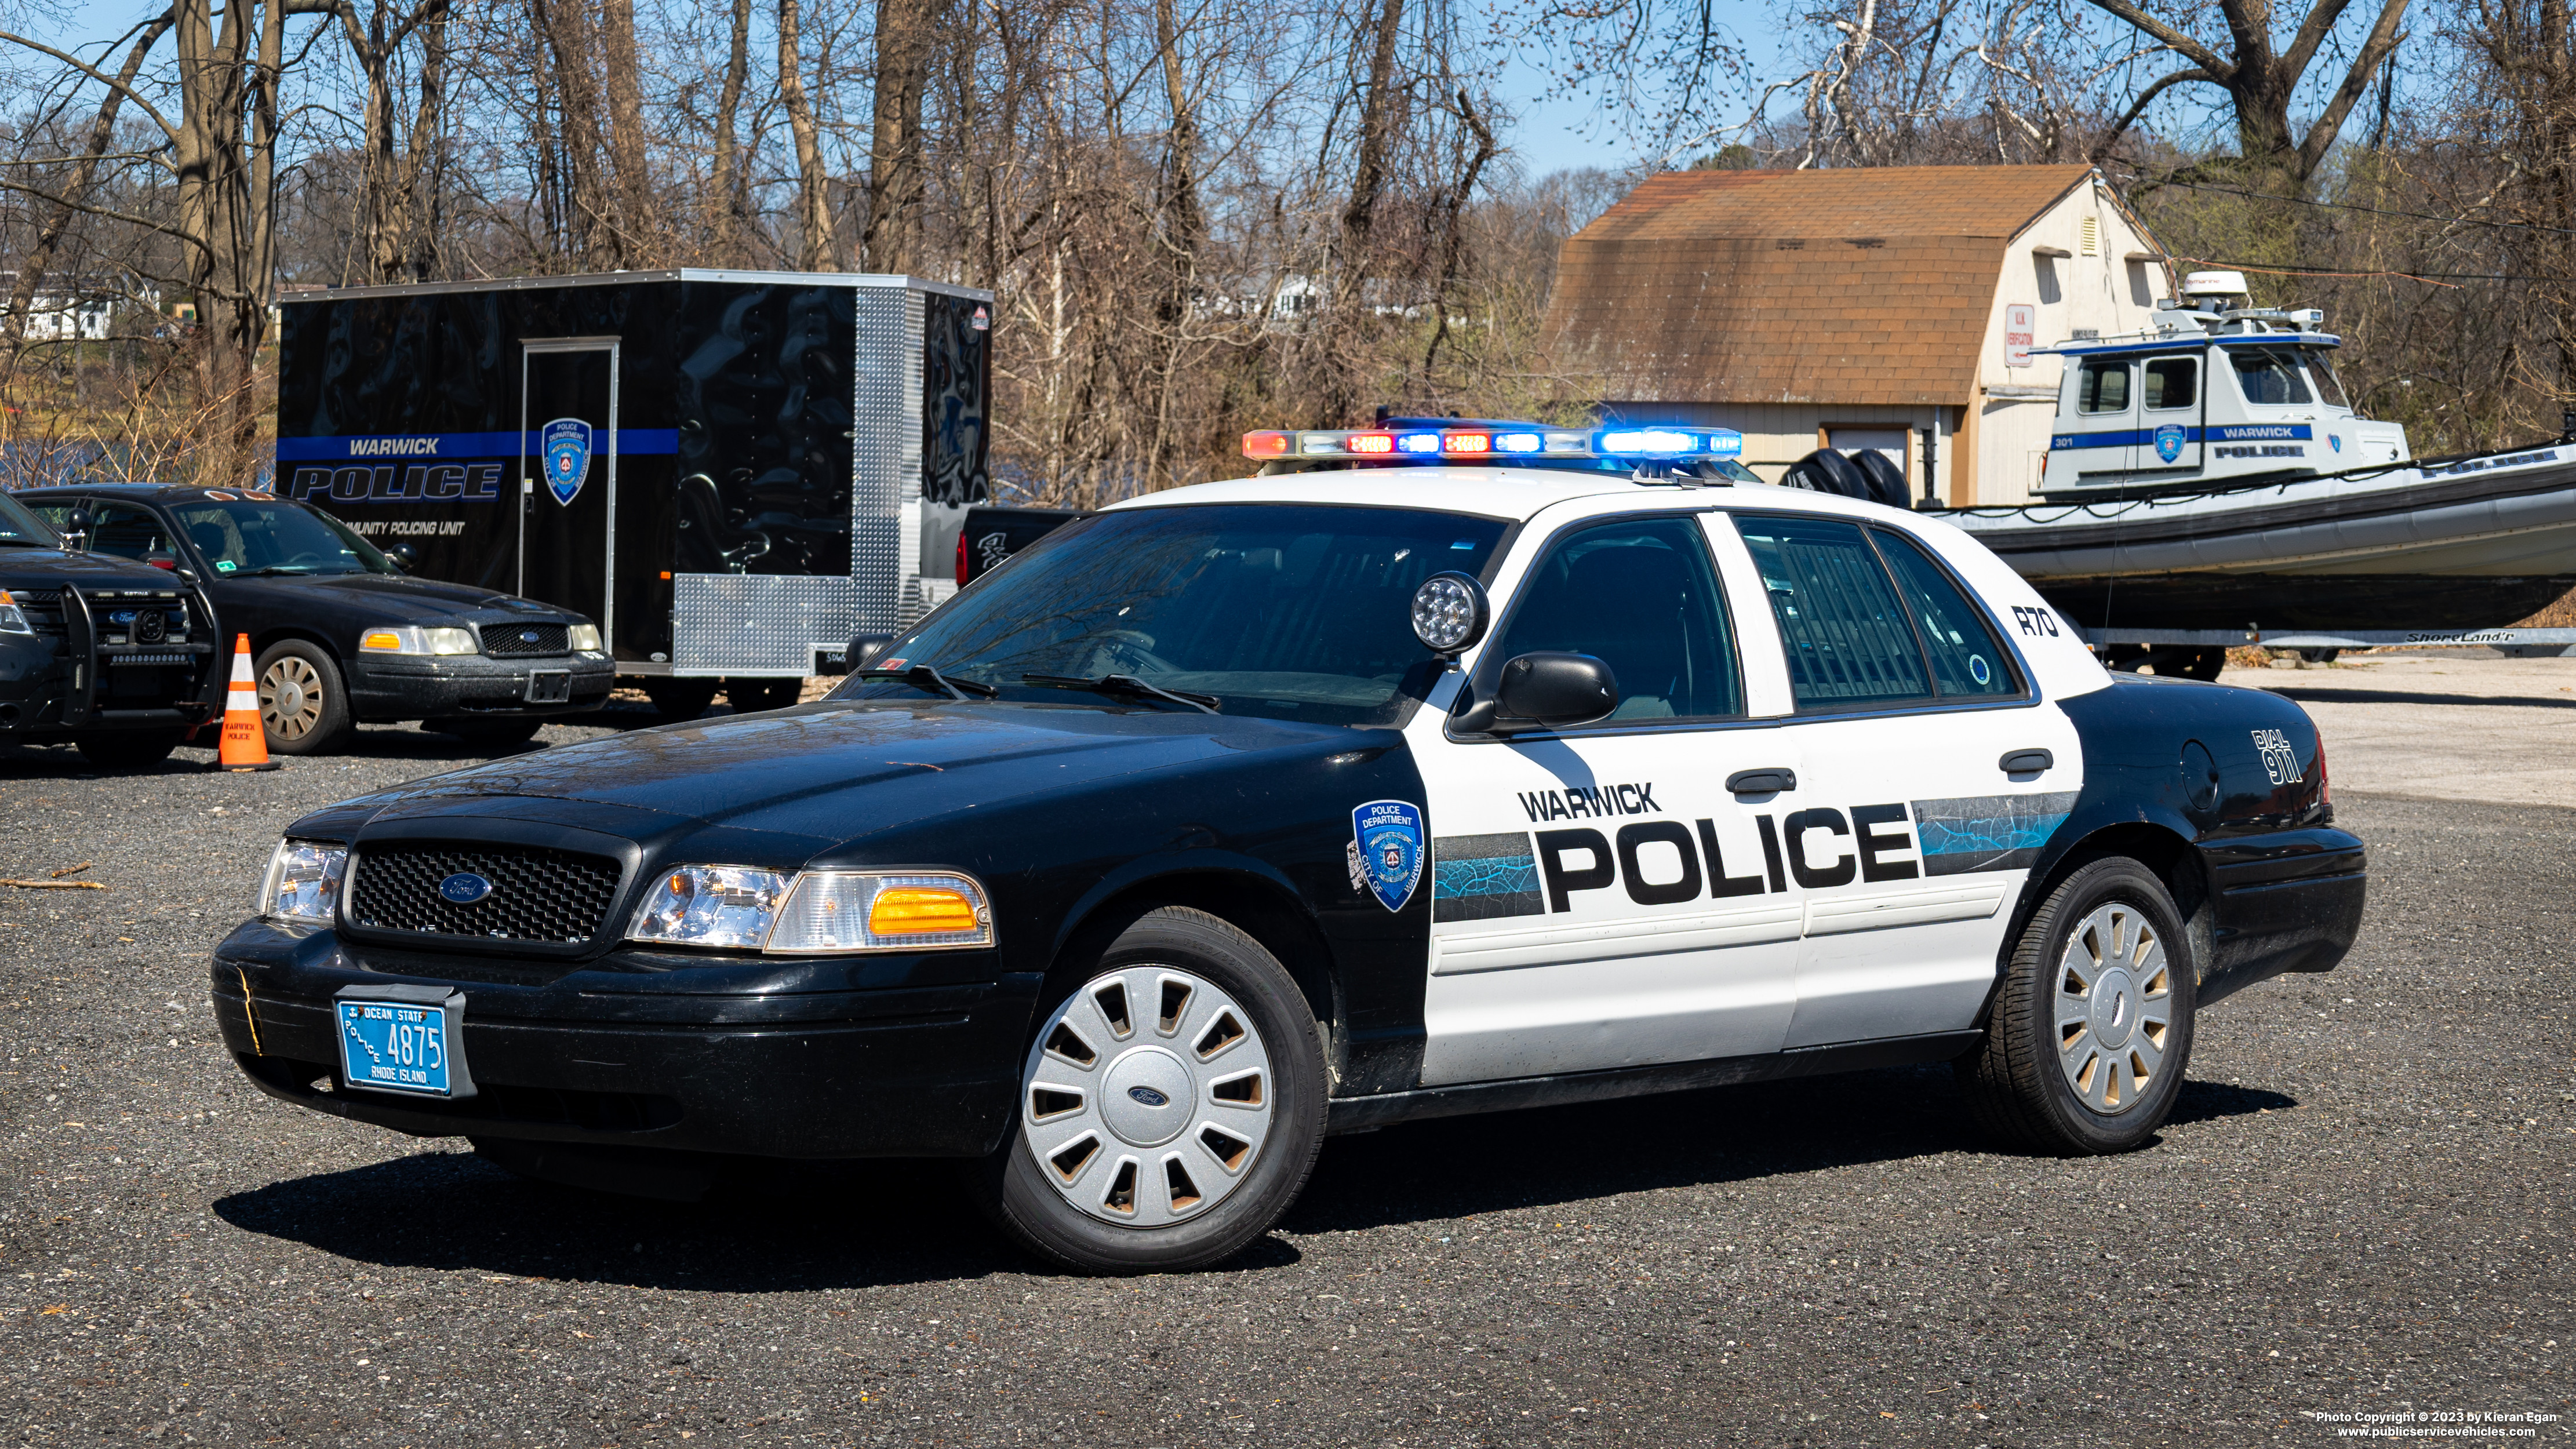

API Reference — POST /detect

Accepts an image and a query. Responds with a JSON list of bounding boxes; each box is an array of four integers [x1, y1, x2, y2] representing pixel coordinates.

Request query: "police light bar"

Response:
[[1242, 425, 1744, 462]]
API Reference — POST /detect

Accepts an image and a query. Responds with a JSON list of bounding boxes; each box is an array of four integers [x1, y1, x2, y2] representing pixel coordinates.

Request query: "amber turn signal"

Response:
[[868, 886, 980, 935]]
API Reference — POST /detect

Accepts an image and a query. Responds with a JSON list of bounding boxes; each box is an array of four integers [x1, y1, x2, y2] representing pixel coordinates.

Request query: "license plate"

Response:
[[336, 998, 455, 1097], [525, 670, 572, 704]]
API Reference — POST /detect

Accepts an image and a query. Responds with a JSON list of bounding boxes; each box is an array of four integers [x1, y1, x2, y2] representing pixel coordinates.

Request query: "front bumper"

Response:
[[2197, 827, 2367, 1005], [0, 632, 215, 738], [346, 651, 616, 722], [209, 920, 1036, 1159]]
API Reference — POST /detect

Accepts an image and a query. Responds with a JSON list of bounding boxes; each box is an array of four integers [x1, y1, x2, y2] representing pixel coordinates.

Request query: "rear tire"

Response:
[[1958, 857, 2198, 1155], [74, 728, 183, 769], [723, 677, 804, 713], [641, 678, 719, 722], [973, 906, 1327, 1274], [254, 640, 353, 755]]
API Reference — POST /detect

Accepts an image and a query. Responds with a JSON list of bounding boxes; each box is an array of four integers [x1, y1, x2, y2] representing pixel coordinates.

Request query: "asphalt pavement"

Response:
[[2, 693, 2570, 1447]]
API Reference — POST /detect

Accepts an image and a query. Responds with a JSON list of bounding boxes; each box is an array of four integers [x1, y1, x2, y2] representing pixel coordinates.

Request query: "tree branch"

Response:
[[2078, 0, 2229, 78], [2091, 65, 2213, 161], [2298, 0, 2411, 173], [0, 25, 185, 143]]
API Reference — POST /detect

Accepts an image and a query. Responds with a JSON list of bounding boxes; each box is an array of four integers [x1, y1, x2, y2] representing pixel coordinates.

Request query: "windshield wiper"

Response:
[[862, 661, 998, 701], [1021, 673, 1221, 715]]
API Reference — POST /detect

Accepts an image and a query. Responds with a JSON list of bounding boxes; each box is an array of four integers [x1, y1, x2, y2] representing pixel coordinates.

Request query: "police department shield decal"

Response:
[[2153, 424, 2186, 464], [541, 418, 592, 506], [1352, 800, 1424, 913]]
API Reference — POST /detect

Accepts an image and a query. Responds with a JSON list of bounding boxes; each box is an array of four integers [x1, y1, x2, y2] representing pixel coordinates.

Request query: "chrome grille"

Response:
[[482, 623, 569, 657], [348, 843, 621, 944]]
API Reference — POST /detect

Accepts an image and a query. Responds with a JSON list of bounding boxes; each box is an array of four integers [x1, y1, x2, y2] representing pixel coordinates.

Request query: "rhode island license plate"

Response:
[[336, 998, 454, 1097]]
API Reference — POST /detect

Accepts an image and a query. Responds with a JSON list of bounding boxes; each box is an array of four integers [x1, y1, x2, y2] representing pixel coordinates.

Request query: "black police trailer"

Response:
[[274, 271, 992, 713]]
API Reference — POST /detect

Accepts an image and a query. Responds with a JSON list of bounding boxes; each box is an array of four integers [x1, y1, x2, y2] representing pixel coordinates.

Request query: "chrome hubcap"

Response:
[[259, 658, 322, 740], [1021, 966, 1274, 1227], [2054, 901, 2173, 1115]]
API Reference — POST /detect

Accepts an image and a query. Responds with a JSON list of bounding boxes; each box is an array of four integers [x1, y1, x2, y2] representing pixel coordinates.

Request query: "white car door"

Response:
[[1721, 510, 2081, 1048], [1407, 510, 1805, 1086]]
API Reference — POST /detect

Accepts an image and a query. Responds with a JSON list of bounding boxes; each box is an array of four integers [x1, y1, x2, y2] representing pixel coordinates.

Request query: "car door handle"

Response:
[[1726, 767, 1796, 795], [2000, 748, 2054, 774]]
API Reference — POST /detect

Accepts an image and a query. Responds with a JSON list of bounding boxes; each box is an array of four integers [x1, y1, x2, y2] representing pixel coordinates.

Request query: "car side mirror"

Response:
[[62, 507, 92, 552], [385, 542, 419, 573], [175, 568, 199, 584], [845, 632, 896, 673], [1455, 651, 1619, 734]]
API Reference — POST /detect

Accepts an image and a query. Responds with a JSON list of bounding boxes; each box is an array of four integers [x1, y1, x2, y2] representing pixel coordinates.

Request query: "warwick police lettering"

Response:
[[1526, 804, 1920, 912], [288, 464, 503, 503], [1518, 783, 1661, 821]]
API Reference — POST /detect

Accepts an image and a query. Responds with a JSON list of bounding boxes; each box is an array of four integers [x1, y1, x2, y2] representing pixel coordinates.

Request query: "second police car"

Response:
[[209, 420, 2366, 1273]]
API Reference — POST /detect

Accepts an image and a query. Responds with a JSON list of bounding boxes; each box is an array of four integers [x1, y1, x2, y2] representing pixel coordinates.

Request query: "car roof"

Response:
[[1112, 466, 1898, 526], [13, 482, 232, 502]]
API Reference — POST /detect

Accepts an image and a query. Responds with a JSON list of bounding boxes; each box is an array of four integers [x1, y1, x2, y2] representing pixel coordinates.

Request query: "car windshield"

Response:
[[167, 497, 396, 576], [0, 490, 60, 546], [832, 503, 1510, 726]]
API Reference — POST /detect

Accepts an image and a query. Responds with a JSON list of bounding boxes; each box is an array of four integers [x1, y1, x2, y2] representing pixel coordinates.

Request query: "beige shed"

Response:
[[1541, 164, 2170, 504]]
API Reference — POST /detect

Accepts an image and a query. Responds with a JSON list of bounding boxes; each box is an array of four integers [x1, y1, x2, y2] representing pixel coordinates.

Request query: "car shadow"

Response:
[[2260, 685, 2576, 711], [213, 1071, 2291, 1284]]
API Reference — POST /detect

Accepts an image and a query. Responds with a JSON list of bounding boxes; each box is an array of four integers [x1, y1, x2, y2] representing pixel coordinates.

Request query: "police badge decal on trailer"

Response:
[[541, 418, 593, 505], [1352, 800, 1424, 912]]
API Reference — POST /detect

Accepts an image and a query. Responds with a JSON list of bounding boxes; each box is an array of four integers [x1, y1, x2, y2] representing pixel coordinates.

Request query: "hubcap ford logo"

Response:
[[1127, 1086, 1170, 1107], [438, 872, 494, 904]]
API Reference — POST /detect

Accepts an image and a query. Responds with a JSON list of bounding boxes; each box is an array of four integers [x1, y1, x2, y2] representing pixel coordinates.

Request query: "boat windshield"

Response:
[[2231, 348, 2314, 406], [829, 503, 1509, 726], [2304, 352, 2352, 409]]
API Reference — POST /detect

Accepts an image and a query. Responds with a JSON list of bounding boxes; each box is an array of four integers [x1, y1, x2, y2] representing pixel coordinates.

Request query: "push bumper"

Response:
[[209, 920, 1037, 1159], [2196, 827, 2367, 1005], [345, 651, 615, 722]]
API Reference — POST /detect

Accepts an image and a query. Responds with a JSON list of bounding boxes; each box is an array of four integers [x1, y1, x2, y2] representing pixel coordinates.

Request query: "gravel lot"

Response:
[[2, 686, 2570, 1447]]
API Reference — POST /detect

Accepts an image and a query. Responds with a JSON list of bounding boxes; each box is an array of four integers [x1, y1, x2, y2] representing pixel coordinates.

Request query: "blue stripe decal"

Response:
[[1911, 793, 2078, 876], [2051, 424, 2311, 450], [276, 430, 679, 462]]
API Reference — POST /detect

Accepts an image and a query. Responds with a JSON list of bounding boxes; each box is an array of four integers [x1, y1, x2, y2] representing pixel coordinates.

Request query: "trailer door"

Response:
[[518, 338, 619, 638]]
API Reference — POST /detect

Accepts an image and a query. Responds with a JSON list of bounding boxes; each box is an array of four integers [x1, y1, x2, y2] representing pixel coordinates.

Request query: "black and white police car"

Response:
[[211, 419, 2366, 1273]]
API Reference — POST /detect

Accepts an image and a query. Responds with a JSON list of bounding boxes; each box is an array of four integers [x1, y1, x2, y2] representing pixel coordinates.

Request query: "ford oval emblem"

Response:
[[1127, 1086, 1170, 1107], [521, 629, 540, 642], [438, 872, 493, 905]]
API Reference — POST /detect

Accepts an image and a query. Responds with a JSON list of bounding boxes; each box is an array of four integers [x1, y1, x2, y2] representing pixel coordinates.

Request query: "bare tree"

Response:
[[2086, 0, 2412, 187]]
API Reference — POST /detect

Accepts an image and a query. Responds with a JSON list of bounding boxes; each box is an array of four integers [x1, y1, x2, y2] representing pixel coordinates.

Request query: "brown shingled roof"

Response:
[[1544, 165, 2101, 407]]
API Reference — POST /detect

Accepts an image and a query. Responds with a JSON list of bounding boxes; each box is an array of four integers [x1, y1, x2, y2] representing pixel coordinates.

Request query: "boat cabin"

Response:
[[2040, 271, 2407, 496]]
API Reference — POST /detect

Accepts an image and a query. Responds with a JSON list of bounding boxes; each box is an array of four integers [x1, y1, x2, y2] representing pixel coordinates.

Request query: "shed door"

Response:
[[518, 339, 619, 637]]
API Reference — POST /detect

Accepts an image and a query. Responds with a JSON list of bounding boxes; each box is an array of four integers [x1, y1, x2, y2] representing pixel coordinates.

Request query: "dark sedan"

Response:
[[19, 485, 612, 753]]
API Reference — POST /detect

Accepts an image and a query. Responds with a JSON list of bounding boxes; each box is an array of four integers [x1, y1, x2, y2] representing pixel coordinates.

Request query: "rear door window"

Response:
[[1735, 515, 2022, 709]]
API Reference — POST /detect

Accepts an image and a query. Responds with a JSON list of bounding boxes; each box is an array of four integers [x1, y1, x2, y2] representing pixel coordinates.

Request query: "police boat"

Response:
[[1920, 272, 2576, 632]]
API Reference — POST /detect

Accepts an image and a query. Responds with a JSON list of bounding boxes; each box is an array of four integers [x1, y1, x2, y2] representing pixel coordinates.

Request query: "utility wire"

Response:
[[2131, 173, 2576, 238]]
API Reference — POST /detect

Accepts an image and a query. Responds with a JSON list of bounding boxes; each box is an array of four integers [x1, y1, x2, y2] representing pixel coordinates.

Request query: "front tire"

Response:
[[254, 640, 353, 755], [1958, 857, 2198, 1154], [976, 906, 1327, 1273]]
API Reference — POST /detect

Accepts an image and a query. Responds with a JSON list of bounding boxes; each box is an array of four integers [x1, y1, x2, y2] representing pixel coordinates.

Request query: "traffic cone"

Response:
[[217, 634, 279, 773]]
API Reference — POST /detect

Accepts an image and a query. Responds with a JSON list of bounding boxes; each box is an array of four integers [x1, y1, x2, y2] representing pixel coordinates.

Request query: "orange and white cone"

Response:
[[217, 634, 279, 773]]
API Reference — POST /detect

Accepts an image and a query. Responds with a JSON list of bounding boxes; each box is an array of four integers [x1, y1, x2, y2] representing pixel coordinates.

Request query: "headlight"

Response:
[[625, 865, 791, 949], [0, 590, 32, 635], [625, 867, 991, 953], [360, 625, 477, 656], [259, 839, 347, 922], [567, 623, 603, 652]]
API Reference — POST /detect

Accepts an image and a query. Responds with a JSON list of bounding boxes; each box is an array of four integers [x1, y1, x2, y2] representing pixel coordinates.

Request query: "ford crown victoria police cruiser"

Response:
[[211, 421, 2366, 1273]]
